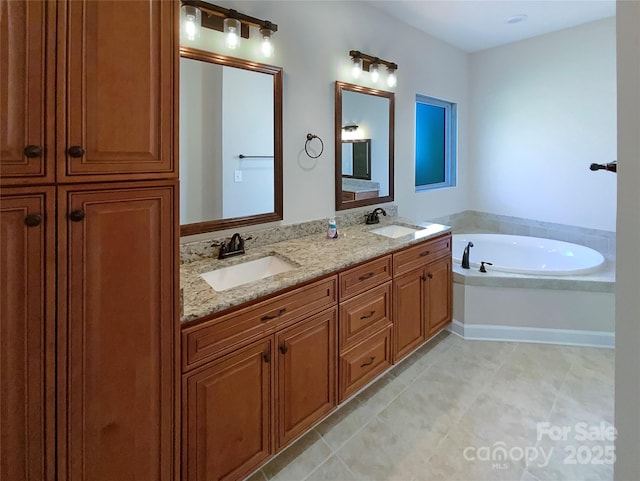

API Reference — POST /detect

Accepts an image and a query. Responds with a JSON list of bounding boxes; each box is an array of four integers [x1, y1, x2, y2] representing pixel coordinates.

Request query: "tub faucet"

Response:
[[461, 242, 474, 269]]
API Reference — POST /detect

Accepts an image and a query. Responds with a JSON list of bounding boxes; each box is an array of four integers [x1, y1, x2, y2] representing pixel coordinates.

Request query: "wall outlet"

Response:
[[234, 170, 242, 182]]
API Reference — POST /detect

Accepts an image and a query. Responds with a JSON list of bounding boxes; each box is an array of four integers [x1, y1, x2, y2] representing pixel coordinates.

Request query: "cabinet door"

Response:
[[393, 268, 426, 362], [276, 308, 337, 449], [0, 0, 55, 184], [0, 187, 55, 481], [184, 339, 273, 481], [425, 257, 452, 336], [57, 181, 177, 481], [58, 0, 176, 181]]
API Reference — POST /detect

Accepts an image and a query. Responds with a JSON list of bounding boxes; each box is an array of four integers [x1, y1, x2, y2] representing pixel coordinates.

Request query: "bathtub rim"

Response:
[[452, 232, 606, 276]]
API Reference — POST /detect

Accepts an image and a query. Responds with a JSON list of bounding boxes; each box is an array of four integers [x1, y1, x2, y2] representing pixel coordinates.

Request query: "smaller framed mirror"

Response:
[[335, 81, 394, 210], [342, 139, 371, 179]]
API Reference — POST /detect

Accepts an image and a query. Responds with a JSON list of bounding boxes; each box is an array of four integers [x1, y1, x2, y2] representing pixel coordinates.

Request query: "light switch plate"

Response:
[[234, 170, 242, 182]]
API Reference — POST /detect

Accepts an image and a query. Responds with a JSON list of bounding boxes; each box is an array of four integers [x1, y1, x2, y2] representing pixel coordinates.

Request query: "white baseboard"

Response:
[[448, 318, 614, 349]]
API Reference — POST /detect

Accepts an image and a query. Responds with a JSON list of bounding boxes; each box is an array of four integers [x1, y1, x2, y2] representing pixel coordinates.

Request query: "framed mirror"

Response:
[[180, 47, 283, 236], [335, 81, 394, 210]]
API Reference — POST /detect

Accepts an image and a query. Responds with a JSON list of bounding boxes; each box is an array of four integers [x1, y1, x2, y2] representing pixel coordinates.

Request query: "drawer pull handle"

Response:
[[358, 272, 374, 281], [261, 308, 286, 321], [419, 251, 431, 257], [360, 356, 376, 368], [279, 344, 288, 354], [360, 311, 375, 320], [263, 351, 271, 363]]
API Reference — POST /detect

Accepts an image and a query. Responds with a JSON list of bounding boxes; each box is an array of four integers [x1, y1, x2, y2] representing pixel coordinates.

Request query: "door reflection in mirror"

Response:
[[342, 139, 371, 179]]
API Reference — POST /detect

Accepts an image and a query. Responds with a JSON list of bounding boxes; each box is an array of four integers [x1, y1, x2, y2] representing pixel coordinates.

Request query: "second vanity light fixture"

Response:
[[180, 1, 278, 57], [350, 50, 398, 87]]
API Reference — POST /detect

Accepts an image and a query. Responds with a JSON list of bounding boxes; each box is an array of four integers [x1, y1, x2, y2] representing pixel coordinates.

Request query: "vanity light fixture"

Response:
[[386, 65, 397, 87], [260, 22, 274, 58], [349, 50, 398, 87], [370, 61, 380, 84], [180, 4, 202, 41], [351, 54, 363, 79], [180, 1, 278, 57], [223, 15, 241, 49], [342, 124, 359, 132]]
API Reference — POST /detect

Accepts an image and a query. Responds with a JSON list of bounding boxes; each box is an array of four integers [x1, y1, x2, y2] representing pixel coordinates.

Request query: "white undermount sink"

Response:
[[200, 255, 296, 292], [369, 224, 419, 238]]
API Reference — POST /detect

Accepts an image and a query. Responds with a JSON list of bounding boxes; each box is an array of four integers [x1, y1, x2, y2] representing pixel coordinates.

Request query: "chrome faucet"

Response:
[[216, 233, 251, 259], [461, 241, 474, 269], [365, 208, 387, 225]]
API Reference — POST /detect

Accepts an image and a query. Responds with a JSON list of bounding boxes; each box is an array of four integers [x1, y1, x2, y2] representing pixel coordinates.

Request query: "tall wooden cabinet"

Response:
[[0, 1, 178, 480]]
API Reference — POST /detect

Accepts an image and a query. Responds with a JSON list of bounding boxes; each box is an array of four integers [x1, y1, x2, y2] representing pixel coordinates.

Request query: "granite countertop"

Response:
[[180, 219, 451, 324]]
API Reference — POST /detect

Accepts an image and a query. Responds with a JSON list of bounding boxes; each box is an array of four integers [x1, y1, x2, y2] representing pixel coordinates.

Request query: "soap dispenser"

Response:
[[327, 216, 339, 239]]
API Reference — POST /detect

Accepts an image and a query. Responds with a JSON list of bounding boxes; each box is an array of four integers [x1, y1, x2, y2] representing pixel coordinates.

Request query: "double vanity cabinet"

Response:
[[180, 230, 452, 481]]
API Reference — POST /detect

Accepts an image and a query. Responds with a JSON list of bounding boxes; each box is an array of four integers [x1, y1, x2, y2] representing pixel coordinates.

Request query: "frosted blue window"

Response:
[[415, 94, 457, 190]]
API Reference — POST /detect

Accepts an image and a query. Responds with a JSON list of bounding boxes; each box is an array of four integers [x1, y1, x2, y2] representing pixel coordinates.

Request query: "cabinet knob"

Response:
[[263, 352, 271, 363], [24, 145, 43, 158], [69, 209, 85, 222], [24, 214, 42, 227], [428, 273, 433, 279], [68, 146, 85, 158], [279, 344, 288, 355]]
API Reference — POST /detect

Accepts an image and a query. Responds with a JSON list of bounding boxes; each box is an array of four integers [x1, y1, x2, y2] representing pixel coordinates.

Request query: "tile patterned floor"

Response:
[[247, 332, 614, 481]]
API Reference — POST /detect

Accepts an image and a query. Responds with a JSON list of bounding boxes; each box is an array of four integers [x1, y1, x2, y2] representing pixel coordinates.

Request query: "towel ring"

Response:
[[305, 133, 324, 159]]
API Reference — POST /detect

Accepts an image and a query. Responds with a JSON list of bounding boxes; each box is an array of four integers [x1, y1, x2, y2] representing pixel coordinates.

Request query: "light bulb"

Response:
[[352, 56, 363, 79], [181, 5, 201, 42], [370, 63, 380, 84], [387, 67, 397, 87], [224, 17, 241, 50], [260, 29, 273, 58]]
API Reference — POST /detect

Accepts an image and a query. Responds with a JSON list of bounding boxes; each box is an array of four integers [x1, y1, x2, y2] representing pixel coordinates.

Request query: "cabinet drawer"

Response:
[[339, 255, 392, 300], [393, 234, 451, 276], [183, 276, 337, 371], [339, 282, 392, 351], [339, 326, 392, 402]]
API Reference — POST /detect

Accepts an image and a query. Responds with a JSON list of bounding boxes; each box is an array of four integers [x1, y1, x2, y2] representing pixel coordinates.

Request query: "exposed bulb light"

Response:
[[370, 62, 380, 84], [387, 65, 397, 87], [224, 17, 241, 49], [260, 27, 274, 58], [352, 56, 363, 79], [181, 5, 201, 42]]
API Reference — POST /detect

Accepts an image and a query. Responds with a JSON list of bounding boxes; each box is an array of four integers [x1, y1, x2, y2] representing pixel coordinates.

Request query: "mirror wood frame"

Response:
[[179, 47, 283, 237], [334, 81, 395, 211]]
